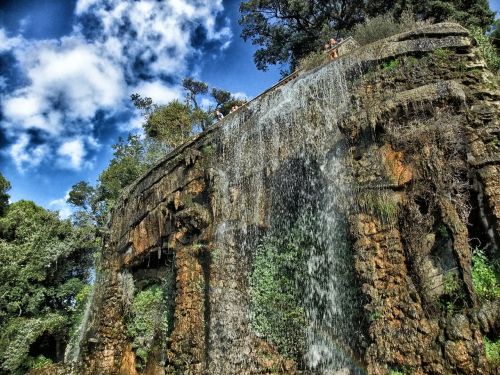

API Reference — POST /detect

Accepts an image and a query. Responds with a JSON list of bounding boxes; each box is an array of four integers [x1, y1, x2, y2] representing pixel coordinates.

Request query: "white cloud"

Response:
[[0, 28, 21, 53], [49, 194, 74, 219], [10, 134, 49, 172], [201, 97, 215, 109], [132, 81, 182, 105], [1, 0, 232, 172], [75, 0, 99, 15], [232, 91, 249, 100], [57, 139, 86, 170]]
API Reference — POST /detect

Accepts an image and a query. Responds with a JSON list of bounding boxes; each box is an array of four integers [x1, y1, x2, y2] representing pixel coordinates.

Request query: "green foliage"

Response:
[[382, 58, 399, 71], [472, 250, 500, 302], [438, 270, 466, 315], [239, 1, 494, 71], [369, 311, 382, 321], [352, 10, 425, 46], [145, 100, 193, 148], [68, 181, 94, 209], [28, 355, 53, 369], [0, 314, 65, 373], [250, 215, 314, 360], [126, 275, 175, 370], [0, 172, 10, 216], [411, 0, 494, 29], [68, 135, 169, 226], [0, 199, 96, 374], [182, 77, 208, 109], [358, 191, 399, 224], [470, 26, 500, 73], [239, 0, 365, 72], [484, 336, 500, 366], [432, 48, 453, 63], [491, 19, 500, 49]]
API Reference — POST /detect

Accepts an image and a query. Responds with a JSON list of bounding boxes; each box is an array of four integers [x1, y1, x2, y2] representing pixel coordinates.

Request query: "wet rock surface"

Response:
[[54, 23, 500, 375]]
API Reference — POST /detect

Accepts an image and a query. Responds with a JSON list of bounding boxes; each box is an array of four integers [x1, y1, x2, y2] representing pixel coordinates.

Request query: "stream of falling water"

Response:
[[64, 286, 95, 363], [211, 56, 366, 373]]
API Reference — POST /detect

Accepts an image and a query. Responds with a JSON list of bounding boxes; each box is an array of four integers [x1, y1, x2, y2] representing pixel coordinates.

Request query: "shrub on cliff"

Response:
[[125, 273, 175, 370], [250, 216, 313, 360], [239, 1, 494, 72], [352, 10, 428, 46], [472, 250, 500, 302], [470, 26, 500, 74]]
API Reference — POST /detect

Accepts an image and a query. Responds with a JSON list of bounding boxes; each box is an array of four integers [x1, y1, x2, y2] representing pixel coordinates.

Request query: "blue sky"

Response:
[[0, 0, 282, 217], [0, 0, 499, 217]]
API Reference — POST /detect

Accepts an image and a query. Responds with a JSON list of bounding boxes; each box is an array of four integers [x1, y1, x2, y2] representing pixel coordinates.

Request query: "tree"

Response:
[[144, 100, 193, 147], [0, 200, 97, 373], [67, 181, 94, 210], [210, 88, 247, 116], [0, 173, 10, 216], [239, 0, 495, 72], [408, 0, 494, 29], [182, 78, 208, 109], [490, 18, 500, 49], [68, 135, 168, 227], [239, 0, 365, 72]]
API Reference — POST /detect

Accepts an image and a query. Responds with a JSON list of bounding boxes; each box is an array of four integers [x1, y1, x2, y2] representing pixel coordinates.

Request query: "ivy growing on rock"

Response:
[[472, 249, 500, 302], [250, 214, 315, 361], [125, 272, 175, 370]]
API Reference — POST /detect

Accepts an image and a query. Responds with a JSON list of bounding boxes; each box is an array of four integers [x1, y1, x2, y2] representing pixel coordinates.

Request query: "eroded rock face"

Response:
[[64, 23, 499, 375]]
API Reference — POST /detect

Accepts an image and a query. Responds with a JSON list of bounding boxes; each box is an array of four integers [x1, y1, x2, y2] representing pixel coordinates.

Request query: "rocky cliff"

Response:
[[46, 23, 500, 375]]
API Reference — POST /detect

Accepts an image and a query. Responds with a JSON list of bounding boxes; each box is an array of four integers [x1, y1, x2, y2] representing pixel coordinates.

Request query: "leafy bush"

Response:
[[352, 11, 426, 46], [484, 336, 500, 366], [0, 198, 96, 374], [29, 355, 53, 370], [250, 215, 315, 360], [472, 250, 500, 302], [470, 27, 500, 73], [382, 58, 399, 71], [126, 274, 175, 369], [0, 314, 65, 373]]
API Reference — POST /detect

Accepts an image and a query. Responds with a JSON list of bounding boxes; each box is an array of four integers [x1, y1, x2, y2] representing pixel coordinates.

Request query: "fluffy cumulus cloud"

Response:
[[0, 0, 231, 172]]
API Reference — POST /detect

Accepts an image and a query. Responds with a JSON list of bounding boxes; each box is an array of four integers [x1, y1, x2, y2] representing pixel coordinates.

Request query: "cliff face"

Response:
[[55, 23, 499, 375]]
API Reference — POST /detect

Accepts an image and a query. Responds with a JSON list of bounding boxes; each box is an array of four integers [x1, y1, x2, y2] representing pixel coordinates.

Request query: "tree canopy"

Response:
[[0, 180, 97, 373], [240, 0, 364, 72], [239, 0, 495, 72]]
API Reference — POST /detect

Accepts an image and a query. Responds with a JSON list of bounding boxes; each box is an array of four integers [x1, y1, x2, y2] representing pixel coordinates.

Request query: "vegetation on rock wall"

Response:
[[471, 250, 500, 302], [125, 271, 175, 370], [351, 11, 428, 46], [250, 215, 316, 361], [470, 26, 500, 73], [484, 336, 500, 367]]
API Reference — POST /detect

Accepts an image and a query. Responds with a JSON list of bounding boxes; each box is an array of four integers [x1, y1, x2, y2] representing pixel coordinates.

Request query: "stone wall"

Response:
[[69, 23, 499, 375]]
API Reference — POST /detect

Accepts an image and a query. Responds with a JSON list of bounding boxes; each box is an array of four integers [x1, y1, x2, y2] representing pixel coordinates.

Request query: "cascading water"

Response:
[[64, 286, 95, 363], [210, 56, 367, 373]]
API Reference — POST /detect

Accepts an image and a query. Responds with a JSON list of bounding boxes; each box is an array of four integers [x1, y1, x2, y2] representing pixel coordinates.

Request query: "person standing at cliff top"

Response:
[[329, 38, 338, 59]]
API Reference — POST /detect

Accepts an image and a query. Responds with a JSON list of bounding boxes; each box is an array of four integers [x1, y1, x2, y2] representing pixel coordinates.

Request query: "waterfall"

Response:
[[64, 286, 94, 363], [304, 154, 365, 374], [210, 56, 367, 373]]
